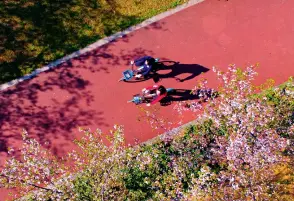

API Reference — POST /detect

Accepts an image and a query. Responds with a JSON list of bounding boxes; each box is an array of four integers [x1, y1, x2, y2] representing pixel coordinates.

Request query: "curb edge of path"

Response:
[[0, 0, 205, 91], [142, 119, 197, 146]]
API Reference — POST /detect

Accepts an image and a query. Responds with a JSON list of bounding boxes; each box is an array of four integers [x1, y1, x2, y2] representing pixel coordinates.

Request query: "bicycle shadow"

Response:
[[160, 88, 218, 106], [152, 61, 209, 83]]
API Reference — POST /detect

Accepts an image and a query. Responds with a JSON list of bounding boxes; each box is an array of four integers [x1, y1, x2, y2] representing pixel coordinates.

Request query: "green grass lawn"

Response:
[[0, 0, 187, 84]]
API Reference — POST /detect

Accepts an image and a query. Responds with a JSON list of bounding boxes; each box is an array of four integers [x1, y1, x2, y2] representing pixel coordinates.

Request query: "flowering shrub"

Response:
[[0, 130, 67, 200], [181, 65, 294, 200], [1, 65, 293, 200]]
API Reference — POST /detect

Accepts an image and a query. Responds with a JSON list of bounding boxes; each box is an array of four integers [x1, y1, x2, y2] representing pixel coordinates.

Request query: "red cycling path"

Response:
[[1, 0, 294, 199]]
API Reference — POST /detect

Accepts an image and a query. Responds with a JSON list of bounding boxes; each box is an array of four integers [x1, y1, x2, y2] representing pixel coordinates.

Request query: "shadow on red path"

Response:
[[0, 64, 105, 155], [2, 0, 294, 199], [154, 61, 210, 82], [0, 44, 162, 161]]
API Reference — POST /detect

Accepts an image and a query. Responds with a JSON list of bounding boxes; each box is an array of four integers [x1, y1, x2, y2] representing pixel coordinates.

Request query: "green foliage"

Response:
[[184, 124, 198, 136], [123, 166, 154, 199], [184, 119, 223, 139], [253, 77, 294, 138], [73, 174, 94, 201], [171, 0, 182, 8], [121, 133, 204, 199]]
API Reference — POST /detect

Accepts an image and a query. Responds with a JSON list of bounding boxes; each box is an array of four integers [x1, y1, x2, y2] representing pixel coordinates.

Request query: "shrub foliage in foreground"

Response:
[[0, 65, 293, 200]]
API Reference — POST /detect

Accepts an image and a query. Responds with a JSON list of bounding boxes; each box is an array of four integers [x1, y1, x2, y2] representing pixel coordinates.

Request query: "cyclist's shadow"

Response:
[[152, 61, 209, 83], [160, 88, 218, 106]]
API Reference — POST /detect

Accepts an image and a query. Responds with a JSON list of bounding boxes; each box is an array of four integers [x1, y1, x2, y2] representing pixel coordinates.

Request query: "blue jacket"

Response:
[[134, 56, 154, 76], [138, 64, 152, 76], [134, 56, 154, 66]]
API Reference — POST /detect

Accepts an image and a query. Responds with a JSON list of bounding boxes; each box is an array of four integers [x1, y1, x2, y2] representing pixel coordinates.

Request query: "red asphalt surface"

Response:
[[1, 0, 294, 199]]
